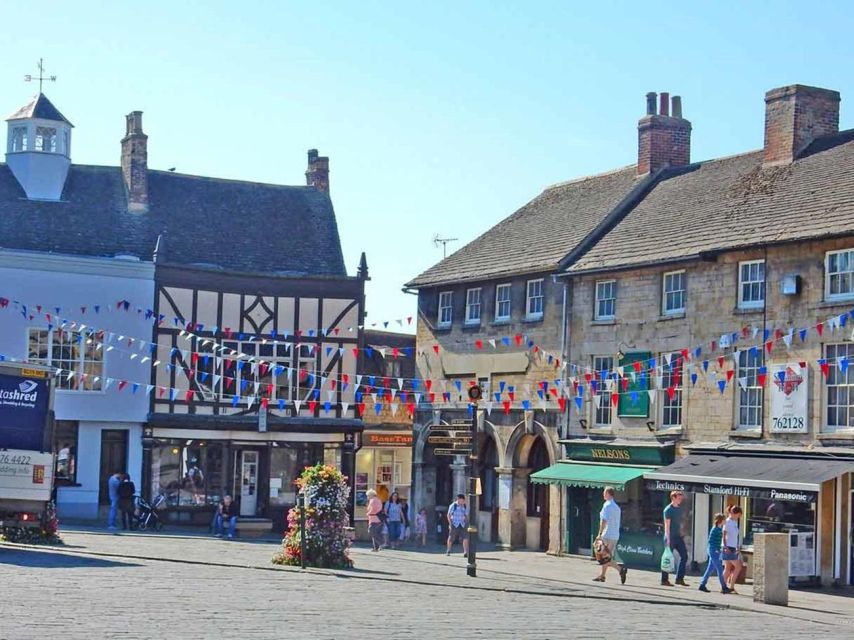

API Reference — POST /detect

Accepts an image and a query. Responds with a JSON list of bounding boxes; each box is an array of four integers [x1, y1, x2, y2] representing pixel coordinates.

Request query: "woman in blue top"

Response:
[[699, 513, 731, 594], [384, 492, 404, 549]]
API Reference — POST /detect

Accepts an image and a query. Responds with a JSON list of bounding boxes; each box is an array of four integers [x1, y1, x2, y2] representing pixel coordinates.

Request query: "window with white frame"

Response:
[[661, 352, 683, 428], [825, 343, 854, 431], [495, 284, 511, 321], [826, 249, 854, 300], [27, 328, 103, 391], [465, 288, 481, 324], [595, 280, 616, 320], [662, 270, 686, 315], [526, 279, 544, 318], [438, 291, 453, 327], [593, 356, 613, 427], [736, 349, 763, 429], [11, 126, 27, 152], [34, 126, 57, 153], [738, 260, 765, 309]]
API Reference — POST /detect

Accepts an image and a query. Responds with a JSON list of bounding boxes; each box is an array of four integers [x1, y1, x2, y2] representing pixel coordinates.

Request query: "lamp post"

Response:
[[466, 384, 482, 578]]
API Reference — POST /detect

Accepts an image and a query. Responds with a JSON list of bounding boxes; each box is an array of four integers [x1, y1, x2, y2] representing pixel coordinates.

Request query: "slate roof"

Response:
[[0, 163, 347, 277], [406, 166, 642, 288], [569, 130, 854, 273], [6, 93, 73, 126]]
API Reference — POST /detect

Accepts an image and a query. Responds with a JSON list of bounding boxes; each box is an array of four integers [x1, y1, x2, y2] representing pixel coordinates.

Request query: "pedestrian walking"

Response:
[[214, 495, 238, 539], [414, 508, 428, 547], [722, 505, 743, 593], [592, 486, 627, 584], [446, 494, 469, 557], [385, 492, 405, 549], [698, 513, 731, 594], [660, 490, 689, 586], [118, 473, 137, 530], [107, 471, 122, 531], [366, 489, 385, 552]]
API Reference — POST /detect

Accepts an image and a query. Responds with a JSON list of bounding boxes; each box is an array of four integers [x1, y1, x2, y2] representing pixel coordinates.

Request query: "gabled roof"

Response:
[[0, 164, 347, 277], [6, 93, 73, 126], [406, 166, 642, 288], [568, 130, 854, 273]]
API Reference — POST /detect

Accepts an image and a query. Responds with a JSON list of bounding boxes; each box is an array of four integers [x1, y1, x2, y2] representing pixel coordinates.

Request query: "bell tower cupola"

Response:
[[5, 92, 73, 201]]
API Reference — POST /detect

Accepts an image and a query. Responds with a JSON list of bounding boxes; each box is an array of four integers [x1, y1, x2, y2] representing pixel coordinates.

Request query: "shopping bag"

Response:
[[660, 546, 676, 573]]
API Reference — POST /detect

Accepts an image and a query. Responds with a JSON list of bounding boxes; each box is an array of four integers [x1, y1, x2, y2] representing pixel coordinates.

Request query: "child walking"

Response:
[[699, 513, 731, 594], [414, 508, 428, 546]]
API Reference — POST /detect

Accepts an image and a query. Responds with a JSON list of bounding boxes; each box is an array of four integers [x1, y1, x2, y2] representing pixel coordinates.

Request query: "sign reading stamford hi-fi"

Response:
[[0, 371, 51, 451], [769, 363, 808, 434]]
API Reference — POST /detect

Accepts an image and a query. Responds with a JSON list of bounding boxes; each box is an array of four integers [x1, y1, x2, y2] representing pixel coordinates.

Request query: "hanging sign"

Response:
[[769, 363, 808, 433]]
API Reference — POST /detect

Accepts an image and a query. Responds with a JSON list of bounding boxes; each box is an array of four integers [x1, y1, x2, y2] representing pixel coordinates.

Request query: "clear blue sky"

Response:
[[3, 2, 853, 331]]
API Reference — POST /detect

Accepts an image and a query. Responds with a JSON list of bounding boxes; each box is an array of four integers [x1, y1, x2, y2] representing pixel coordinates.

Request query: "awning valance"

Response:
[[530, 462, 652, 490], [644, 455, 854, 503]]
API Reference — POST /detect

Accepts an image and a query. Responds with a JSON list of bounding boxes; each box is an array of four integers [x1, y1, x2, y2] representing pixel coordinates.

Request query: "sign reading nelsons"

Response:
[[567, 441, 674, 466]]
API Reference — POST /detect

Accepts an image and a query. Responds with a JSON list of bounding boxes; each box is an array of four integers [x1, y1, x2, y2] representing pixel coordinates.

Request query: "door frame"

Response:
[[236, 449, 260, 517], [98, 429, 129, 504]]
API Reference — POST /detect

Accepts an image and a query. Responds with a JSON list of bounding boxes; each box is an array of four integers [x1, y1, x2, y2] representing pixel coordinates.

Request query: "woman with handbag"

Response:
[[366, 489, 386, 552], [722, 505, 743, 593]]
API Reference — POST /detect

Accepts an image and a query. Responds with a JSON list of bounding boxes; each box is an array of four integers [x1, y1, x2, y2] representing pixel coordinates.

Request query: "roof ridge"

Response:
[[541, 163, 636, 191]]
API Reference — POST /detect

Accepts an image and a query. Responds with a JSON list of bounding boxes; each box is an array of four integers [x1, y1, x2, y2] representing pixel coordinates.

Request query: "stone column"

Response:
[[496, 467, 531, 550], [753, 533, 789, 606], [412, 461, 436, 523], [450, 457, 467, 497]]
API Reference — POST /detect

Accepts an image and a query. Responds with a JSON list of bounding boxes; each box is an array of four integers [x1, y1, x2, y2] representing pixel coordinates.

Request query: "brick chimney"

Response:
[[637, 92, 691, 175], [305, 149, 329, 193], [763, 85, 840, 165], [121, 111, 148, 212]]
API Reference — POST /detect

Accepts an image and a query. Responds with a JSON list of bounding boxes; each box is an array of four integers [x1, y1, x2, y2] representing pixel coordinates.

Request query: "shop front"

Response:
[[353, 430, 413, 539], [531, 440, 675, 568], [644, 451, 854, 585], [143, 416, 362, 532]]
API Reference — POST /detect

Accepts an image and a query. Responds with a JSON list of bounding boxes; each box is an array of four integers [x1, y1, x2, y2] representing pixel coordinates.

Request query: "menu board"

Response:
[[789, 530, 816, 577]]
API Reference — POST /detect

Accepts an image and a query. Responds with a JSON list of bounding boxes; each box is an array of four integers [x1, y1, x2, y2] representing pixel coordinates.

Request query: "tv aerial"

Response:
[[432, 234, 458, 259]]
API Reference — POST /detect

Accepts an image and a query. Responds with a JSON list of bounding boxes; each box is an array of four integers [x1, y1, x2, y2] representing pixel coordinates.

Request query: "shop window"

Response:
[[593, 355, 613, 427], [661, 352, 683, 428], [743, 497, 815, 546], [151, 442, 224, 507], [27, 327, 103, 391], [738, 260, 765, 309], [736, 349, 763, 430], [355, 449, 373, 507], [595, 280, 616, 320], [295, 344, 317, 402], [53, 421, 78, 484], [825, 343, 854, 431], [269, 446, 300, 506], [354, 447, 411, 512]]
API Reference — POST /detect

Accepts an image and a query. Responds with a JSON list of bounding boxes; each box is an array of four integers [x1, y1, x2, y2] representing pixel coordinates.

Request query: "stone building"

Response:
[[547, 85, 854, 585]]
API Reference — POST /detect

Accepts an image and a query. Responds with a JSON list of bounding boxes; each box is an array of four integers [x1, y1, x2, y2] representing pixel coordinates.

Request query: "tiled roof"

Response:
[[405, 166, 642, 288], [0, 163, 347, 277], [6, 93, 73, 126], [570, 130, 854, 273]]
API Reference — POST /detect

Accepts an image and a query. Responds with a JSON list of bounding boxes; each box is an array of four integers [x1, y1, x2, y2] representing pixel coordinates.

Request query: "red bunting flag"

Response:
[[224, 328, 233, 338], [757, 371, 767, 386], [308, 400, 317, 413], [820, 361, 830, 378], [503, 401, 511, 414], [191, 352, 199, 365], [816, 322, 824, 337], [680, 348, 689, 361], [610, 393, 619, 408], [514, 334, 523, 346], [798, 361, 807, 370], [406, 316, 412, 325], [558, 398, 566, 412], [726, 370, 735, 382], [342, 374, 349, 384], [711, 341, 717, 352], [330, 379, 337, 390], [475, 340, 483, 350], [266, 383, 274, 396], [259, 363, 269, 377], [261, 397, 269, 409], [118, 380, 128, 391], [666, 386, 676, 401], [428, 392, 435, 404], [357, 403, 366, 416], [621, 378, 629, 392], [633, 361, 642, 374], [333, 328, 340, 335], [393, 347, 399, 358], [775, 328, 783, 340], [508, 391, 515, 401], [185, 390, 194, 402], [352, 348, 359, 359], [584, 373, 593, 384], [426, 379, 433, 392], [718, 356, 725, 369], [433, 344, 440, 355], [550, 388, 559, 397], [407, 402, 415, 417], [765, 340, 773, 355], [742, 326, 750, 338]]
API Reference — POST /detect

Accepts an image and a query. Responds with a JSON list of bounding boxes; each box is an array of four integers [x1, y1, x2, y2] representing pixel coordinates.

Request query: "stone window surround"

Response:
[[662, 269, 686, 315], [525, 278, 544, 320], [594, 279, 616, 320], [591, 355, 614, 427], [738, 259, 766, 310], [465, 287, 482, 325], [494, 283, 511, 322], [824, 342, 854, 433], [825, 248, 854, 302], [437, 290, 453, 327]]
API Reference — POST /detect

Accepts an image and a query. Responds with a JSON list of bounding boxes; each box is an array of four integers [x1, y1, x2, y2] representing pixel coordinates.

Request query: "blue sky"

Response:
[[2, 2, 853, 331]]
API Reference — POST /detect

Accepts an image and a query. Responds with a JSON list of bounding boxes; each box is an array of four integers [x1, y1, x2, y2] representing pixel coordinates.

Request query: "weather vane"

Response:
[[24, 58, 56, 93]]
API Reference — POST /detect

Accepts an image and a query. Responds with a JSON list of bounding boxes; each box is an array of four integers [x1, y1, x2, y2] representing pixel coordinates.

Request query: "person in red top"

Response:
[[365, 489, 385, 552]]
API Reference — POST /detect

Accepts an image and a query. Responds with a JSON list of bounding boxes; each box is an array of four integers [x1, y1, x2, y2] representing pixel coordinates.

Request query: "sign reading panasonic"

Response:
[[0, 373, 50, 451], [644, 479, 816, 503]]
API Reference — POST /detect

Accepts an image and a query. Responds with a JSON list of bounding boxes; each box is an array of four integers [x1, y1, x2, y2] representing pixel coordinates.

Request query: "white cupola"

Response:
[[5, 93, 73, 201]]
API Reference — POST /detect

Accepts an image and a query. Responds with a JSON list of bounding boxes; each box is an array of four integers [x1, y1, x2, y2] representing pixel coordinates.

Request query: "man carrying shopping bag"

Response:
[[660, 491, 689, 586]]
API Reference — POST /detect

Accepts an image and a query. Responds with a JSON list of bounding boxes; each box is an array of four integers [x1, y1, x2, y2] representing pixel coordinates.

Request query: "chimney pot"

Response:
[[646, 92, 657, 115], [672, 96, 683, 119], [659, 92, 670, 116], [121, 111, 148, 212], [305, 148, 330, 193]]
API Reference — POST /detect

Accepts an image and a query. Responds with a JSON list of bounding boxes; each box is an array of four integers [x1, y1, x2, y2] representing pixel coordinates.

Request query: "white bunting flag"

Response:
[[145, 384, 155, 396], [341, 402, 350, 415], [485, 401, 493, 416], [738, 377, 748, 391], [378, 348, 387, 359], [390, 402, 399, 416], [397, 378, 404, 390], [213, 375, 221, 389], [664, 353, 672, 366], [783, 329, 794, 348], [356, 375, 363, 386], [647, 390, 656, 404], [105, 378, 114, 391], [294, 400, 303, 413], [593, 394, 601, 409], [253, 382, 260, 395], [488, 339, 497, 349]]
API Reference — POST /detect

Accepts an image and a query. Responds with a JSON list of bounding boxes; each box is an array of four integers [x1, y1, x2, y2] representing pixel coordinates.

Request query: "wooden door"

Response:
[[98, 430, 128, 504]]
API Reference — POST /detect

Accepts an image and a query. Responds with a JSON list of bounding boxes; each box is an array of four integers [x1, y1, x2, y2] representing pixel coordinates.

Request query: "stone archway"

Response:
[[477, 428, 501, 544]]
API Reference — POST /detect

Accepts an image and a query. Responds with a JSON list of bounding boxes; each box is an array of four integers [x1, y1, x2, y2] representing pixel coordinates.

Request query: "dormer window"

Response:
[[35, 126, 57, 152], [11, 126, 27, 152]]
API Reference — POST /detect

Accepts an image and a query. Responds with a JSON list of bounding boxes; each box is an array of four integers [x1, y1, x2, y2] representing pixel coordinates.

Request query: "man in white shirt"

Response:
[[593, 486, 627, 584]]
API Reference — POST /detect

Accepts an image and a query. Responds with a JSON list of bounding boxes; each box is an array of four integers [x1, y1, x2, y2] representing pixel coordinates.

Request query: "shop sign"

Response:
[[568, 442, 674, 466], [433, 448, 472, 456], [364, 432, 413, 447], [644, 479, 816, 503], [0, 373, 51, 451], [615, 532, 666, 569], [769, 363, 808, 434]]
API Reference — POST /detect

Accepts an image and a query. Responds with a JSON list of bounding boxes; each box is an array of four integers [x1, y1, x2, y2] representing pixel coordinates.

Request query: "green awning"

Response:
[[530, 462, 652, 490]]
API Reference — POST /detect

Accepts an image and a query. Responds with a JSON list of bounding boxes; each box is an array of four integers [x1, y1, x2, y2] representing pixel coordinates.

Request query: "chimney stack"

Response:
[[763, 84, 840, 165], [637, 92, 691, 175], [121, 111, 148, 212], [305, 148, 330, 193]]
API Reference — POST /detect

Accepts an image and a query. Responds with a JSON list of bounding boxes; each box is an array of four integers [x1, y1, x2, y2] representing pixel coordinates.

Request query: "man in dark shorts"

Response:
[[446, 494, 469, 557], [661, 490, 689, 586]]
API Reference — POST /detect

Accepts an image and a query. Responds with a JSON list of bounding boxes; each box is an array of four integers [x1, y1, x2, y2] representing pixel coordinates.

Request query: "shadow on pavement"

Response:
[[0, 548, 140, 569]]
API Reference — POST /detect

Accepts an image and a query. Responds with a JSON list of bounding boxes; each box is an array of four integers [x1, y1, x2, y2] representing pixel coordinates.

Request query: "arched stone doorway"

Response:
[[478, 434, 500, 543], [526, 437, 551, 550]]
